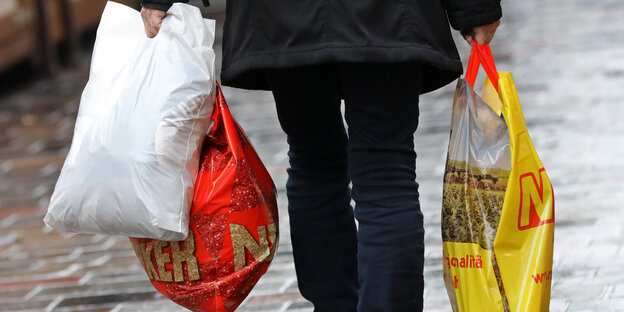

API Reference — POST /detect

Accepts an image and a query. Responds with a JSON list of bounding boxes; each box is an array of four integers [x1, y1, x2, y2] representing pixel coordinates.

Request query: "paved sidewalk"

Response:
[[1, 0, 624, 311]]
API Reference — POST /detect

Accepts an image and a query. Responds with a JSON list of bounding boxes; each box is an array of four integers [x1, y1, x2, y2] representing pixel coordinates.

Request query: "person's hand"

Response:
[[141, 7, 166, 38], [461, 20, 501, 45]]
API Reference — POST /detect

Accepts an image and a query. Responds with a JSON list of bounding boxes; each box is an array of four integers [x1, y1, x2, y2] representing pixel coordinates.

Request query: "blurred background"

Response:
[[0, 0, 623, 311]]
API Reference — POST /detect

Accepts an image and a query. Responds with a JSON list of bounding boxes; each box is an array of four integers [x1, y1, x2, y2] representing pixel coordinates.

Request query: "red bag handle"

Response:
[[210, 83, 245, 160], [465, 41, 499, 92]]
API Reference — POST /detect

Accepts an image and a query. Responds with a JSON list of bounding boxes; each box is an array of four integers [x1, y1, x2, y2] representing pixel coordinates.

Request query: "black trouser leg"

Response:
[[266, 65, 359, 312], [339, 63, 425, 312]]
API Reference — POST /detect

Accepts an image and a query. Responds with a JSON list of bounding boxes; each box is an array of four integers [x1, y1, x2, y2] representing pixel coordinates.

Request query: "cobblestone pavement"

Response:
[[1, 0, 624, 311]]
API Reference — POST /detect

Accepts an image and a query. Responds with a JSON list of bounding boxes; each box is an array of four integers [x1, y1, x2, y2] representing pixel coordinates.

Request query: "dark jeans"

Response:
[[266, 63, 425, 312]]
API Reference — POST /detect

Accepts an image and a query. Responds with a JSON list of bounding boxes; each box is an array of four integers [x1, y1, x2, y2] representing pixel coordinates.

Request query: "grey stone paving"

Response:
[[0, 0, 623, 311]]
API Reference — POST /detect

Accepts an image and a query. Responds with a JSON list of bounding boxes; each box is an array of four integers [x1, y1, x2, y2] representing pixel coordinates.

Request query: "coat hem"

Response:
[[220, 45, 463, 94]]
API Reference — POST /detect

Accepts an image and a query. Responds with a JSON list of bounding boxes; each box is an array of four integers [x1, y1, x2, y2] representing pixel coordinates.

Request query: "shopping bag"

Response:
[[442, 42, 554, 312], [44, 2, 216, 240], [130, 85, 279, 312]]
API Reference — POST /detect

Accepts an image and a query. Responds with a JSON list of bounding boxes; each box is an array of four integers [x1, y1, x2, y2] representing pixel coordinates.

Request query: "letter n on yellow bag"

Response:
[[442, 43, 554, 312]]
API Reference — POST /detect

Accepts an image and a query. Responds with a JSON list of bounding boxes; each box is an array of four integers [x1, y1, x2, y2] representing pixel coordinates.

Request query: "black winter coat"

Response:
[[142, 0, 502, 93]]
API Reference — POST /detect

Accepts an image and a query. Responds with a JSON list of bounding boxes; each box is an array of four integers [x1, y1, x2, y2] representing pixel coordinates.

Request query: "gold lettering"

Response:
[[267, 223, 278, 262], [154, 241, 173, 282], [170, 231, 200, 282], [137, 242, 160, 281], [230, 224, 271, 272]]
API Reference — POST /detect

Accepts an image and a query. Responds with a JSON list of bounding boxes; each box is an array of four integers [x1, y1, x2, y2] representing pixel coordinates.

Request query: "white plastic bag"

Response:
[[44, 2, 216, 240]]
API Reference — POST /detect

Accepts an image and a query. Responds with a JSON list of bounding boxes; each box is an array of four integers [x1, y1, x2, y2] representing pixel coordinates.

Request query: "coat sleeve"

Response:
[[142, 0, 210, 11], [442, 0, 502, 31]]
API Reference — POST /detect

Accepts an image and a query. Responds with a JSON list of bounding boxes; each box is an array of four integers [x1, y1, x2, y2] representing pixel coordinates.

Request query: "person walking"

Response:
[[140, 1, 501, 311]]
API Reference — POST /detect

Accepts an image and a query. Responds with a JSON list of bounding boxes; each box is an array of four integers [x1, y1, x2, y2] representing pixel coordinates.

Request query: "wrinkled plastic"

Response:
[[44, 2, 216, 240], [130, 86, 279, 312], [442, 43, 554, 312]]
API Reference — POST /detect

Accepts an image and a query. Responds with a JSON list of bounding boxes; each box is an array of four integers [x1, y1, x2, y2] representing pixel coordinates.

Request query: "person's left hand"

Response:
[[461, 20, 501, 45], [141, 7, 166, 38]]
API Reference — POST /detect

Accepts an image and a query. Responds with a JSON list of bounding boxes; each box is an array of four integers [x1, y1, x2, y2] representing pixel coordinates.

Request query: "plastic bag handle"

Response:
[[465, 41, 499, 92]]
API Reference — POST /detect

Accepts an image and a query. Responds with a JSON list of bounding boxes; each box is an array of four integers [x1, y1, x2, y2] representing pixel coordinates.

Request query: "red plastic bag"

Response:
[[130, 85, 279, 312]]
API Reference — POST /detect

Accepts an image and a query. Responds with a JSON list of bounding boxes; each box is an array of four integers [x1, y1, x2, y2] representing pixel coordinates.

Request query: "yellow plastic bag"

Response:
[[442, 43, 554, 312]]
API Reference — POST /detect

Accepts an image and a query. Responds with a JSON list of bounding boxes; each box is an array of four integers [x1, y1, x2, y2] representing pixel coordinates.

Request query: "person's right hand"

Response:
[[141, 7, 166, 38]]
